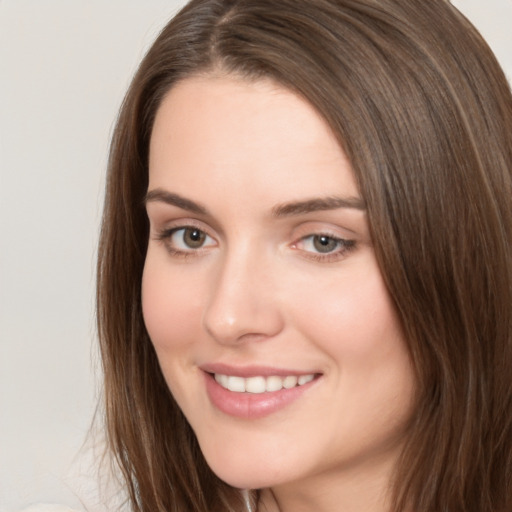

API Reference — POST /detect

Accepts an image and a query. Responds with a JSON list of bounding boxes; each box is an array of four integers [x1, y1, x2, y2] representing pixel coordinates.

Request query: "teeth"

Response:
[[245, 376, 266, 393], [283, 376, 298, 389], [298, 374, 314, 385], [227, 376, 245, 392], [214, 373, 315, 393], [266, 376, 283, 392], [214, 373, 229, 388]]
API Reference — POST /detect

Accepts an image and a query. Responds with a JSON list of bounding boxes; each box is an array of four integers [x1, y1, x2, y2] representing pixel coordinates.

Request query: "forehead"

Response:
[[148, 74, 359, 205]]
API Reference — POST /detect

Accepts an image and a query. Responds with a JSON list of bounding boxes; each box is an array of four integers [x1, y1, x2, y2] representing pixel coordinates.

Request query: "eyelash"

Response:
[[154, 226, 356, 262]]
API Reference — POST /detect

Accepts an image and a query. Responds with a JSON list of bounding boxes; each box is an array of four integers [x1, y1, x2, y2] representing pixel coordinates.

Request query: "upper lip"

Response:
[[200, 362, 320, 378]]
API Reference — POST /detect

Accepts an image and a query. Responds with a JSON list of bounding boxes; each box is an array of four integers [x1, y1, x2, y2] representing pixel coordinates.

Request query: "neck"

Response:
[[255, 453, 398, 512]]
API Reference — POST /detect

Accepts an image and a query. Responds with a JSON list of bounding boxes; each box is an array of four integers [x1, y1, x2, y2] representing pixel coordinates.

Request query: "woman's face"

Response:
[[143, 75, 415, 496]]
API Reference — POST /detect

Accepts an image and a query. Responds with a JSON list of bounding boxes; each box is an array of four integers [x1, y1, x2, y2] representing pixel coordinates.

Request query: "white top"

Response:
[[18, 490, 253, 512], [18, 506, 81, 512], [18, 495, 253, 512]]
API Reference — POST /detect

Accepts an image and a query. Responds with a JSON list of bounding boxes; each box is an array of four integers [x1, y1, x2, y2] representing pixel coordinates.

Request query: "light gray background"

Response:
[[1, 1, 511, 511]]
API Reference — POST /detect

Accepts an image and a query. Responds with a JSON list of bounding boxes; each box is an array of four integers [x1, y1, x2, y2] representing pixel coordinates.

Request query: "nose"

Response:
[[202, 249, 284, 345]]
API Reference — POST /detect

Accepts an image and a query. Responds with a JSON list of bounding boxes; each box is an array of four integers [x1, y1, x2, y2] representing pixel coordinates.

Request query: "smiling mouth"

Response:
[[213, 373, 316, 393]]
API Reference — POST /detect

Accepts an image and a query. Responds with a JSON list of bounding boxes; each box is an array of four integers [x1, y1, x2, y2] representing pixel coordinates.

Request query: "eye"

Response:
[[309, 234, 340, 253], [155, 226, 216, 255], [294, 233, 355, 260], [171, 227, 213, 249]]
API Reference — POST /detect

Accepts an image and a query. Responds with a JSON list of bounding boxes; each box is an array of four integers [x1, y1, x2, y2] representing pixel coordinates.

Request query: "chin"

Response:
[[200, 443, 291, 490]]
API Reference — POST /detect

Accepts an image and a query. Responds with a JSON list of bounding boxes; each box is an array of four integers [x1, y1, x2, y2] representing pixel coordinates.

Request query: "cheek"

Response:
[[141, 251, 203, 355], [290, 255, 413, 414], [141, 251, 212, 412], [294, 261, 415, 447], [294, 260, 403, 358]]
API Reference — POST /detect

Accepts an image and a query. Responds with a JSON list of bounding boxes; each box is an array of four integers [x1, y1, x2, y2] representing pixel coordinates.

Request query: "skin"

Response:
[[142, 74, 416, 512]]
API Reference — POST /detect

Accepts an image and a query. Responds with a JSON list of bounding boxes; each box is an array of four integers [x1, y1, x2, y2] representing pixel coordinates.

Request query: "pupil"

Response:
[[313, 235, 337, 253]]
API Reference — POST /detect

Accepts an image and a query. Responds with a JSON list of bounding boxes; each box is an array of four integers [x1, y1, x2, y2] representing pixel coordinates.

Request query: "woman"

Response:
[[97, 0, 512, 511]]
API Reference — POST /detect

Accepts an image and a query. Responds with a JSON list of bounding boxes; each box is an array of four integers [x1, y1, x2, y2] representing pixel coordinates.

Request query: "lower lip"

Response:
[[203, 372, 318, 419]]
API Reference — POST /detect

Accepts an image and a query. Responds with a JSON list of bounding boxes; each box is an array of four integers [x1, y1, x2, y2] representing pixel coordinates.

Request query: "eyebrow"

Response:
[[144, 188, 366, 217], [271, 196, 366, 217], [145, 189, 209, 215]]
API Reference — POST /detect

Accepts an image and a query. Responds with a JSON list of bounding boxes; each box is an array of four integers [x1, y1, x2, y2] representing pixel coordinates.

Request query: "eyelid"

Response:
[[151, 217, 213, 236]]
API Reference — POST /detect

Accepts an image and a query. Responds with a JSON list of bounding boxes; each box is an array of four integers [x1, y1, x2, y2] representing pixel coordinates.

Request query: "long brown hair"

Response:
[[97, 1, 512, 510]]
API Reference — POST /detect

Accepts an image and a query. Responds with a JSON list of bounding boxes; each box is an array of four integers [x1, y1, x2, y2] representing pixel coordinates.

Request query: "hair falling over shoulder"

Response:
[[96, 0, 512, 510]]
